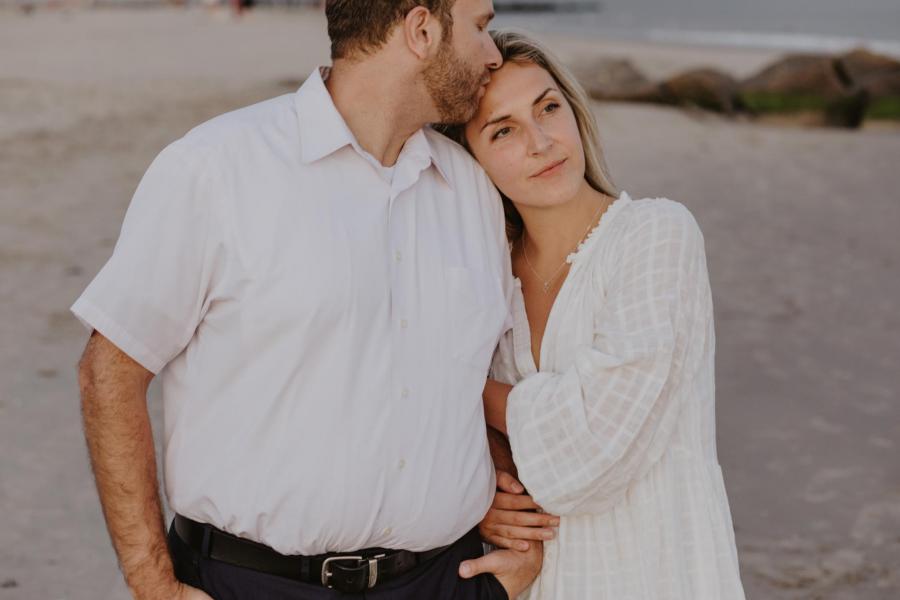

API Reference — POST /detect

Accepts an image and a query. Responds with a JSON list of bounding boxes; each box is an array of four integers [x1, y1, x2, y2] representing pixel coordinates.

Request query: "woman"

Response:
[[444, 31, 746, 599]]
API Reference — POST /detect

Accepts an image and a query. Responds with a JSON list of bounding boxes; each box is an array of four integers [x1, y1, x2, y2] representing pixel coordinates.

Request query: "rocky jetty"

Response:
[[577, 48, 900, 128]]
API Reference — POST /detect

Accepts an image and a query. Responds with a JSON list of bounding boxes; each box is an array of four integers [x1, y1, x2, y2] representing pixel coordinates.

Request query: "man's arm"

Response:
[[78, 331, 209, 600]]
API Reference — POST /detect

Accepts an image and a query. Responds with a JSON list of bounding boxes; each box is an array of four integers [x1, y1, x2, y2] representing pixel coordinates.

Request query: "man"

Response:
[[74, 1, 551, 598]]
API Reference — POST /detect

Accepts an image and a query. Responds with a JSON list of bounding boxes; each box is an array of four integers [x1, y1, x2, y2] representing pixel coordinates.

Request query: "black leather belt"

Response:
[[173, 515, 454, 593]]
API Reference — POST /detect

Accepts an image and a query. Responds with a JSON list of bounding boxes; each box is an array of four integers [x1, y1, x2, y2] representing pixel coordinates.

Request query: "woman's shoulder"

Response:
[[616, 195, 704, 244], [621, 195, 697, 224]]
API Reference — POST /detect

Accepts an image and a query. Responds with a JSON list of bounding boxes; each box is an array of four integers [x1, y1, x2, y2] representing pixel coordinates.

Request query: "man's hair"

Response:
[[326, 0, 455, 60]]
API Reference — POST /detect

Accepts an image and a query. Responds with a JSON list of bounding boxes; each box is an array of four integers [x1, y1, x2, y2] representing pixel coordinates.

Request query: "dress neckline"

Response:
[[511, 190, 632, 374], [565, 189, 632, 266]]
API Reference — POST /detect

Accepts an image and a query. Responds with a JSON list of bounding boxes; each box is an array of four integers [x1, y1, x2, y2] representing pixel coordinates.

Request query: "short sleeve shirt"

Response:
[[71, 68, 514, 555]]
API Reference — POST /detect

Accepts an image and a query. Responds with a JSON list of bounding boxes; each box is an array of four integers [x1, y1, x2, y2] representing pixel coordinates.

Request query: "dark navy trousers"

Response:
[[168, 521, 509, 600]]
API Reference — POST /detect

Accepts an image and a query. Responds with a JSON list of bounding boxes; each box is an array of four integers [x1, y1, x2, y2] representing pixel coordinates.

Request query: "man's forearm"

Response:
[[79, 335, 178, 600]]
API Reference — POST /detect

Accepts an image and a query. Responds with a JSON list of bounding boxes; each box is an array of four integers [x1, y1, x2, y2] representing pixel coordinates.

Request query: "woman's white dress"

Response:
[[491, 192, 746, 599]]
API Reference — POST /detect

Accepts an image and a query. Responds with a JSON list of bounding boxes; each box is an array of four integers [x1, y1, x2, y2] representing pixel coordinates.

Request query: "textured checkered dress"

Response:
[[492, 192, 746, 599]]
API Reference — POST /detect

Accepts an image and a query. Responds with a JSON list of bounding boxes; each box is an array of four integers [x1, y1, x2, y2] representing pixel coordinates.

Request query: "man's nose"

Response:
[[485, 38, 502, 70]]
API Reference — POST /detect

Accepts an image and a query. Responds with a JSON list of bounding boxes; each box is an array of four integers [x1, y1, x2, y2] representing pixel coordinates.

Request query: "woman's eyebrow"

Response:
[[480, 87, 558, 132], [480, 113, 510, 132], [532, 87, 555, 106]]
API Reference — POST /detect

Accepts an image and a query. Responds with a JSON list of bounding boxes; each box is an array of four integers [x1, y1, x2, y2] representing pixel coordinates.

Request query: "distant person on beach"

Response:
[[440, 30, 747, 600], [72, 1, 553, 599]]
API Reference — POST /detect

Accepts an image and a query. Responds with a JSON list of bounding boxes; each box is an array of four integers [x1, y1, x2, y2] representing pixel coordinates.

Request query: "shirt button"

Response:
[[401, 388, 409, 399], [398, 459, 406, 470], [400, 319, 408, 329], [394, 250, 402, 262], [383, 527, 392, 536]]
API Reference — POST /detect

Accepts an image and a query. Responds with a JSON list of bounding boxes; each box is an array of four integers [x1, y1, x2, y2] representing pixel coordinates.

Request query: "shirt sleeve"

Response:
[[505, 201, 712, 515], [70, 141, 223, 374], [491, 186, 516, 335]]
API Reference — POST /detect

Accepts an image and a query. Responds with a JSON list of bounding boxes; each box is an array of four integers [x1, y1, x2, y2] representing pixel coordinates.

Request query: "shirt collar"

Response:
[[294, 67, 453, 189]]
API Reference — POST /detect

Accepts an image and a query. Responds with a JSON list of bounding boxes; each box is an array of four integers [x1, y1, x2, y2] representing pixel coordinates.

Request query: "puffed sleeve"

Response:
[[506, 200, 713, 515], [70, 140, 224, 374]]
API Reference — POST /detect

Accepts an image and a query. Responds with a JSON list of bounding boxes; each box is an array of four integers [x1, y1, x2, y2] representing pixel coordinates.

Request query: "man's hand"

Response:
[[480, 472, 559, 551], [459, 543, 543, 599], [174, 583, 214, 600]]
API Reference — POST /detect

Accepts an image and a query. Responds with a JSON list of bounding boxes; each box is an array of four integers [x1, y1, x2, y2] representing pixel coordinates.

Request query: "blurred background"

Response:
[[1, 1, 899, 599]]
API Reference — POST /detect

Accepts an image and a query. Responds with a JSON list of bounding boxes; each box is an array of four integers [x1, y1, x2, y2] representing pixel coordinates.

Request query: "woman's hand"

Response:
[[481, 471, 559, 551]]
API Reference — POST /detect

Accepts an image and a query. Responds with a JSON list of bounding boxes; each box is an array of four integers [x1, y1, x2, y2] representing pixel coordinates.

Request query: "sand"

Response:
[[1, 7, 898, 600]]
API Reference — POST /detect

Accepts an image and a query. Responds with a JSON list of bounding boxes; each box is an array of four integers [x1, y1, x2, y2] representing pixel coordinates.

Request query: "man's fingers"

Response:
[[496, 471, 524, 494], [459, 552, 506, 579]]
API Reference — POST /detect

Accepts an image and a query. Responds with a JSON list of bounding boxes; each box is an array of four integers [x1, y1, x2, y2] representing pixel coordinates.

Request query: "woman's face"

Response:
[[464, 61, 586, 210]]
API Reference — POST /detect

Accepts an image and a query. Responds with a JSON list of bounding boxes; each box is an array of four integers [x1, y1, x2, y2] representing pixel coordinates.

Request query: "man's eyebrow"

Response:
[[480, 11, 495, 24], [479, 88, 559, 133]]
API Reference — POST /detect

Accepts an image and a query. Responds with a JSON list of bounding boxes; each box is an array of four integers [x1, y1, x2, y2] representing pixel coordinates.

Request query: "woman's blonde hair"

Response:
[[438, 29, 619, 242]]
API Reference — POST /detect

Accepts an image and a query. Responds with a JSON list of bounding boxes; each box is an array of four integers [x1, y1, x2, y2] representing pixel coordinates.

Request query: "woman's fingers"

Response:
[[494, 523, 556, 542], [493, 491, 547, 512], [483, 534, 531, 551], [482, 508, 559, 542], [486, 506, 557, 529], [504, 509, 560, 528], [495, 470, 524, 494]]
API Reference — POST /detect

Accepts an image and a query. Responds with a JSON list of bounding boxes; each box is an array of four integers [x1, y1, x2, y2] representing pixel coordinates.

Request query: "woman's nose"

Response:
[[527, 125, 553, 156]]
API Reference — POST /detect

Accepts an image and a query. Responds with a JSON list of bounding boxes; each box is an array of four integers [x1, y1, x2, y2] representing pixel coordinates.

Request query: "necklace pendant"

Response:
[[542, 280, 553, 294]]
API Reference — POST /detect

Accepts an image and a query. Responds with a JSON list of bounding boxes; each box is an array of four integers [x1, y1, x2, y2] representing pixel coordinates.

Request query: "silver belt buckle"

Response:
[[320, 555, 362, 588], [368, 553, 386, 588], [320, 553, 388, 589]]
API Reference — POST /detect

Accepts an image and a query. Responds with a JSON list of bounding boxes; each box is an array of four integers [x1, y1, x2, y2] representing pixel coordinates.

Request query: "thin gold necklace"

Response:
[[522, 203, 605, 294]]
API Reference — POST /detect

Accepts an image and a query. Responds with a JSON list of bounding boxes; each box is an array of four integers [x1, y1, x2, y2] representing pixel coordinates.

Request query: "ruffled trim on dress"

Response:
[[566, 190, 632, 266]]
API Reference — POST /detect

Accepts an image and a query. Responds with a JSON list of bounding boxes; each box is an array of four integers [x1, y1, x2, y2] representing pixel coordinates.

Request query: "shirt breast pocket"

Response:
[[445, 266, 506, 374]]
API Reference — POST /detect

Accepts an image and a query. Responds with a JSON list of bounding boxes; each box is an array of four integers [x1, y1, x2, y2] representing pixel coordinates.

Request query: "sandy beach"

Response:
[[1, 7, 898, 599]]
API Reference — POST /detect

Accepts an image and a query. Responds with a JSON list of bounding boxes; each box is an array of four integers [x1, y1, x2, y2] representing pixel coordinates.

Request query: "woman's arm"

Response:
[[483, 379, 512, 436], [482, 381, 558, 550]]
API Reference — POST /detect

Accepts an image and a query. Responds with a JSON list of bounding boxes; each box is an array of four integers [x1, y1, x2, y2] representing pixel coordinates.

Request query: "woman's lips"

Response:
[[532, 158, 567, 178]]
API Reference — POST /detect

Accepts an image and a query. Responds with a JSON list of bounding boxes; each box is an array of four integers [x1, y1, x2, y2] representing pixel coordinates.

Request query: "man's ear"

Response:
[[402, 6, 444, 61]]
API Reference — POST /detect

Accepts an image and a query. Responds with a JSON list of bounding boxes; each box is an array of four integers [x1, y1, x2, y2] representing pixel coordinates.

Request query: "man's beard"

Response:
[[424, 40, 486, 125]]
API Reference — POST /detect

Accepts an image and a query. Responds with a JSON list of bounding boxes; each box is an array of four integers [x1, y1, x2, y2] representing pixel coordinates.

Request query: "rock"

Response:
[[738, 54, 866, 128], [837, 48, 900, 85], [738, 54, 847, 109], [835, 49, 900, 121], [572, 58, 662, 103], [659, 68, 739, 114], [861, 72, 900, 120]]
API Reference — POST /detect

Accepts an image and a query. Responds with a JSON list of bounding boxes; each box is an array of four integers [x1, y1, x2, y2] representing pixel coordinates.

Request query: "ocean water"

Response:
[[493, 0, 900, 57]]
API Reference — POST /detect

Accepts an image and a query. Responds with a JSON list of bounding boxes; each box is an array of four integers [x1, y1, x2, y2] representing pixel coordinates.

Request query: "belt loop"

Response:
[[201, 524, 213, 558]]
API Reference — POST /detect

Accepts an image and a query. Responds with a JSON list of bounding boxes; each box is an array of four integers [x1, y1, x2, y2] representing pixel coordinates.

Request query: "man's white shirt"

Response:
[[71, 68, 513, 555]]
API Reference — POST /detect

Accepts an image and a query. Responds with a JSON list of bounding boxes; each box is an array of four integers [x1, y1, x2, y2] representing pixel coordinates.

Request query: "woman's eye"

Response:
[[492, 127, 512, 140], [543, 102, 560, 114]]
